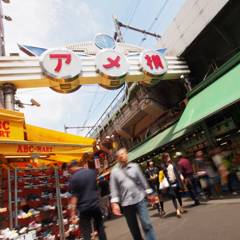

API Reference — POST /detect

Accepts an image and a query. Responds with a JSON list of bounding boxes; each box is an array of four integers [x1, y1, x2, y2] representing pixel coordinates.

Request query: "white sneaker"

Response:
[[19, 227, 28, 234]]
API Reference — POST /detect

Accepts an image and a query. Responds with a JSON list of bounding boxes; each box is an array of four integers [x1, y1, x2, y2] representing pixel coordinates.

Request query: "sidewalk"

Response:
[[104, 196, 240, 240]]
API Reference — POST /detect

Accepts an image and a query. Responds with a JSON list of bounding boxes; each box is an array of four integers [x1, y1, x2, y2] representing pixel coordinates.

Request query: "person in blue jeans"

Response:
[[110, 148, 157, 240]]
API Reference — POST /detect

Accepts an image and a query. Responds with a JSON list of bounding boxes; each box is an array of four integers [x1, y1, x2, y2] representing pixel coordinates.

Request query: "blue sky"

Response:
[[3, 0, 185, 136]]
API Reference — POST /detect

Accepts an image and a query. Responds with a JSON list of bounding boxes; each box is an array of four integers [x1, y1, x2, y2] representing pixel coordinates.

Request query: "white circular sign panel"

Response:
[[40, 49, 82, 79], [140, 50, 168, 76], [96, 50, 129, 79]]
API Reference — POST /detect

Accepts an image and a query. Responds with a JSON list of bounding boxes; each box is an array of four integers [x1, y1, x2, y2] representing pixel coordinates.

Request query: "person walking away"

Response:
[[110, 148, 157, 240], [98, 176, 112, 220], [69, 160, 107, 240], [213, 146, 239, 195], [158, 164, 168, 216], [193, 151, 212, 198], [145, 160, 164, 216], [162, 153, 184, 217], [176, 152, 200, 206]]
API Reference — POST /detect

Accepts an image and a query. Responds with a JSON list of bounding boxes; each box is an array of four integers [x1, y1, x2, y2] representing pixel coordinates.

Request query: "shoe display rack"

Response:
[[0, 166, 80, 240], [0, 166, 13, 231], [58, 171, 81, 240]]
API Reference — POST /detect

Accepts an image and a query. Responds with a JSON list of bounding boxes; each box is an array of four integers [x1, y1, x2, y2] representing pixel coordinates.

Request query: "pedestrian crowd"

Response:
[[67, 146, 240, 240]]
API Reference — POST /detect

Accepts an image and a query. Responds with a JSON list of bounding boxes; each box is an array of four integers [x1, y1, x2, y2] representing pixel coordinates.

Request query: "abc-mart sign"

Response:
[[40, 48, 168, 92]]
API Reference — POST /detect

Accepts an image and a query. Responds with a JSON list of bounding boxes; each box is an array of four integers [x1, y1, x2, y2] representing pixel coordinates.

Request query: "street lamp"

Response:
[[15, 98, 41, 108]]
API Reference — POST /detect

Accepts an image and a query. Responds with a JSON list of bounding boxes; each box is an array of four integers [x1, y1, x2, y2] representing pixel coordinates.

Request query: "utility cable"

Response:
[[125, 0, 142, 32], [139, 0, 168, 45]]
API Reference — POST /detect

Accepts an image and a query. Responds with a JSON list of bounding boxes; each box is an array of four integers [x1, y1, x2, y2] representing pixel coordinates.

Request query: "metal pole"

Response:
[[7, 168, 13, 229], [54, 167, 65, 240], [113, 16, 124, 42], [3, 83, 16, 110], [0, 86, 4, 108], [117, 20, 161, 38], [14, 168, 18, 227]]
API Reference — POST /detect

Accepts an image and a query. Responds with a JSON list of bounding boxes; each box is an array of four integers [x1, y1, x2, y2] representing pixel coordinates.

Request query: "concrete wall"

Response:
[[157, 0, 229, 56]]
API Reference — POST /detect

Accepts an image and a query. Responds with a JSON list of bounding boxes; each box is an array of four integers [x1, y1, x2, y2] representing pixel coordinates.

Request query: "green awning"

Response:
[[174, 62, 240, 133], [128, 123, 187, 162]]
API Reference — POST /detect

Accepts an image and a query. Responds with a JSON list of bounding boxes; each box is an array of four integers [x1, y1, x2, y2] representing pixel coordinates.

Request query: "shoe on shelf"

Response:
[[43, 234, 55, 240], [17, 210, 25, 219], [63, 219, 68, 225], [232, 191, 238, 196], [0, 207, 7, 213], [60, 192, 72, 198], [39, 205, 56, 211], [29, 209, 40, 215], [19, 227, 28, 234], [0, 228, 19, 239], [28, 221, 42, 230], [69, 224, 79, 232]]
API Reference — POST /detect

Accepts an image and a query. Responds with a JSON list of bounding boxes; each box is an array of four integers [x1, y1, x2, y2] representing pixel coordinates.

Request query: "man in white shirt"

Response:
[[110, 148, 157, 240]]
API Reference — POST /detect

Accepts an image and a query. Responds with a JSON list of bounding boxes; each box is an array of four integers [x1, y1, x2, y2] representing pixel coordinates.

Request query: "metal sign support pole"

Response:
[[54, 167, 65, 240], [14, 168, 18, 227], [7, 168, 13, 229]]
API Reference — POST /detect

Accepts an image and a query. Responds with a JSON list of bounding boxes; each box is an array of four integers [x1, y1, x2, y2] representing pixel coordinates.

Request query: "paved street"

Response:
[[104, 197, 240, 240]]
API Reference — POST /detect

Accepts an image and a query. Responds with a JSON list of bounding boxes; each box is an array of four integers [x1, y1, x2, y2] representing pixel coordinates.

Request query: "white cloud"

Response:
[[3, 0, 105, 52], [2, 0, 110, 135]]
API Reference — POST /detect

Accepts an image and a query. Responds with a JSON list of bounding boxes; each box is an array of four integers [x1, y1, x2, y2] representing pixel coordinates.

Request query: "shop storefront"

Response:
[[0, 109, 95, 239], [128, 51, 240, 162]]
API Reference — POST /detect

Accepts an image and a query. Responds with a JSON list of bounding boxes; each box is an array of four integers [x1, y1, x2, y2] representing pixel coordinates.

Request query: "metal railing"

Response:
[[87, 85, 127, 137]]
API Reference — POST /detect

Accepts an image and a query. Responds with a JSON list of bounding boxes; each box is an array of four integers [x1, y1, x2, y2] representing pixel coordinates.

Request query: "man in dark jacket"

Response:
[[176, 152, 200, 206], [69, 160, 107, 240]]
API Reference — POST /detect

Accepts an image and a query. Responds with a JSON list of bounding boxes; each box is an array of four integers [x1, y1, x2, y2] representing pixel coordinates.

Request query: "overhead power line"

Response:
[[126, 0, 142, 30], [147, 0, 169, 32], [139, 0, 169, 45]]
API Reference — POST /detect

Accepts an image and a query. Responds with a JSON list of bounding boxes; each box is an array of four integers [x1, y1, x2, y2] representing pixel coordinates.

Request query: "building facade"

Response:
[[93, 0, 240, 164]]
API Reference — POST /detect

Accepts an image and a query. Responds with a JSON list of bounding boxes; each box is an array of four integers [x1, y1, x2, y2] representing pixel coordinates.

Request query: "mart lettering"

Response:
[[36, 146, 53, 152], [0, 130, 10, 138]]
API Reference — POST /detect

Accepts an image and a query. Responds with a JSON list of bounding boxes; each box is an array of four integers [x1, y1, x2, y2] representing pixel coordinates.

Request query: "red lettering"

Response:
[[5, 131, 10, 137], [36, 146, 53, 152], [49, 54, 72, 72], [29, 145, 34, 152], [0, 121, 10, 130], [17, 145, 34, 153], [145, 54, 163, 70], [36, 146, 41, 152], [17, 145, 23, 153], [103, 56, 121, 69], [0, 130, 10, 138]]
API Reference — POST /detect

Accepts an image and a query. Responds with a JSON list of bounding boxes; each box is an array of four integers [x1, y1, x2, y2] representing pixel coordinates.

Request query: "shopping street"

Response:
[[105, 197, 240, 240], [0, 0, 240, 239]]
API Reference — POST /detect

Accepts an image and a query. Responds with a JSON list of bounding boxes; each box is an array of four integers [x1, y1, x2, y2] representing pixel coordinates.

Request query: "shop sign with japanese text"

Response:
[[40, 48, 168, 91]]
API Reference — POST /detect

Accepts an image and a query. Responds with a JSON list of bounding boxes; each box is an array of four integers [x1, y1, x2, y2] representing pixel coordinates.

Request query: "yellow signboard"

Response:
[[0, 109, 25, 140], [0, 141, 92, 156]]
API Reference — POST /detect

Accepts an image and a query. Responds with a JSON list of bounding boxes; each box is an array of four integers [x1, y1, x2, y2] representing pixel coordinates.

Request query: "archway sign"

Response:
[[1, 34, 190, 93]]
